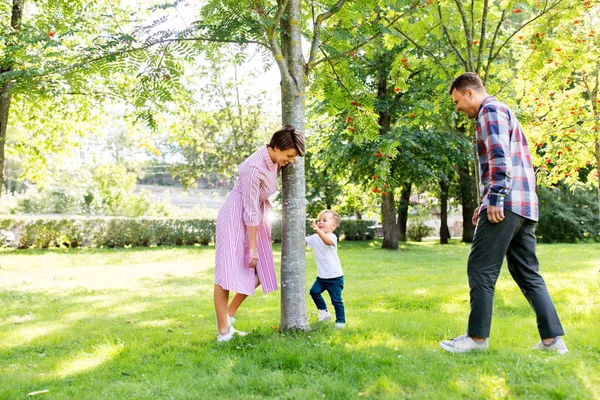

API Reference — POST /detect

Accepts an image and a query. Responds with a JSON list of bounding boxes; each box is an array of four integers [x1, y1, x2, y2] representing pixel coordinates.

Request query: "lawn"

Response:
[[1, 240, 599, 399]]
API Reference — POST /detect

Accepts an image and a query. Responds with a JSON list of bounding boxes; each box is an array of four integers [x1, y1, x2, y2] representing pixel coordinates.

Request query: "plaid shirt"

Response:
[[476, 96, 538, 221]]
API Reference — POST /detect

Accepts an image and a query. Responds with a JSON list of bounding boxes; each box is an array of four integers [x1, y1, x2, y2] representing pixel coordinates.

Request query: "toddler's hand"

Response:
[[310, 220, 319, 232]]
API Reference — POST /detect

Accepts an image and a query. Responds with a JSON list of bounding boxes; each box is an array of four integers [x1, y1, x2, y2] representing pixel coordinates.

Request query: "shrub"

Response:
[[0, 217, 216, 249], [537, 184, 600, 243], [407, 220, 434, 242], [271, 219, 375, 243]]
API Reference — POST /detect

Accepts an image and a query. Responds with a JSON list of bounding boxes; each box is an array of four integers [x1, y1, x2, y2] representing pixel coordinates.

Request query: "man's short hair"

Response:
[[320, 210, 340, 227], [448, 72, 485, 95]]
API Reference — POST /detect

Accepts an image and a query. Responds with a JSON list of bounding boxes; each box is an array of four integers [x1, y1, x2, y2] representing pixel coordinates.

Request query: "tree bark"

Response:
[[458, 160, 476, 243], [376, 53, 397, 250], [0, 0, 24, 199], [381, 191, 398, 249], [397, 183, 411, 242], [278, 0, 309, 331], [439, 179, 449, 244]]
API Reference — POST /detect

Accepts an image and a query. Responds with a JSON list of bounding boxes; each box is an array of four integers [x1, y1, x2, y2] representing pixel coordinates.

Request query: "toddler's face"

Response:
[[316, 212, 337, 234]]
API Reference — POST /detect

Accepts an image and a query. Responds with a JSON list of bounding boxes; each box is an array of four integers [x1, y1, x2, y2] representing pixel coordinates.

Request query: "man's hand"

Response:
[[472, 206, 480, 226], [487, 205, 505, 224]]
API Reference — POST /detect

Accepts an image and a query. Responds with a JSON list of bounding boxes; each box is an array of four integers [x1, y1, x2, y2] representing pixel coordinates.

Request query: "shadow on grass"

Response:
[[1, 243, 599, 398]]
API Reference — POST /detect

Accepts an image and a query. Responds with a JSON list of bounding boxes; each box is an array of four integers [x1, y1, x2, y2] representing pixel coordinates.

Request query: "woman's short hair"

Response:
[[269, 125, 305, 156], [448, 72, 485, 95]]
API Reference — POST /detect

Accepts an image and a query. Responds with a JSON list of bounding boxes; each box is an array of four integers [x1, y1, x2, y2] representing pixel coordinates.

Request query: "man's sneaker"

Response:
[[533, 336, 568, 354], [217, 327, 234, 342], [335, 322, 345, 329], [317, 309, 332, 322], [440, 333, 489, 353]]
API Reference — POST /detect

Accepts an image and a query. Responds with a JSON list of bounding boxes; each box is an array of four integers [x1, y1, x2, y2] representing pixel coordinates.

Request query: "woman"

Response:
[[214, 125, 305, 342]]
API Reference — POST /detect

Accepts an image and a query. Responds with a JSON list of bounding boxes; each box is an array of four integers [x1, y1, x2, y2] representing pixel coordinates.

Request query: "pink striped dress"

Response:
[[214, 145, 279, 295]]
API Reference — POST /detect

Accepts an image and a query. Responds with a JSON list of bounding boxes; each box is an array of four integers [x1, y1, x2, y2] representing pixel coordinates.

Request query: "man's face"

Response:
[[451, 88, 479, 120]]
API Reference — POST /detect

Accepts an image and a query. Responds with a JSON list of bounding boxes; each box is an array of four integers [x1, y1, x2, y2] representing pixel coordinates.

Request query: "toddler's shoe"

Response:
[[532, 336, 568, 354], [335, 323, 345, 329], [440, 333, 488, 353], [317, 309, 332, 322]]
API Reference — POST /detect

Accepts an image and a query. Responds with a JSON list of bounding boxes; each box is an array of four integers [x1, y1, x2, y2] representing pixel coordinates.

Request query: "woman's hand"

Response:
[[248, 247, 258, 268]]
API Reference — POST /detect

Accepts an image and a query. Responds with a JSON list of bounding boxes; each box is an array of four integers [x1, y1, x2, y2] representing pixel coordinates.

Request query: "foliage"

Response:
[[158, 47, 278, 188], [0, 216, 215, 248], [1, 241, 598, 398], [536, 183, 600, 243], [406, 220, 434, 242], [514, 4, 600, 191], [9, 164, 171, 217]]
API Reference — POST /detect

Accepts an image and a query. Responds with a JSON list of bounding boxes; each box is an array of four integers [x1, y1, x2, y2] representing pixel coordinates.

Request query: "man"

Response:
[[440, 72, 567, 353]]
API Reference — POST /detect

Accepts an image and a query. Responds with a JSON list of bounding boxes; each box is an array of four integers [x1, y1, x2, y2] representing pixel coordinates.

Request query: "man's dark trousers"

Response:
[[467, 209, 565, 339]]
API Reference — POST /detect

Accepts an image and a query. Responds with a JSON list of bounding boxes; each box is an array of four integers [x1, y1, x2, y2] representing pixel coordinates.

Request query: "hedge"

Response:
[[0, 216, 377, 249], [0, 216, 215, 249], [270, 219, 376, 243]]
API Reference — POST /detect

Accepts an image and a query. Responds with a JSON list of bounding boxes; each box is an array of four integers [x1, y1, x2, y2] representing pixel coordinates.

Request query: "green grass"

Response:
[[1, 240, 599, 399]]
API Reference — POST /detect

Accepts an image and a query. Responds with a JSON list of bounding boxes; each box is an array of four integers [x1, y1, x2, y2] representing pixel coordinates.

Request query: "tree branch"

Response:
[[389, 24, 452, 79], [437, 5, 468, 70], [311, 13, 404, 70], [484, 9, 505, 83], [266, 0, 292, 84], [307, 0, 346, 72], [475, 0, 489, 75], [491, 0, 566, 62], [453, 0, 474, 71]]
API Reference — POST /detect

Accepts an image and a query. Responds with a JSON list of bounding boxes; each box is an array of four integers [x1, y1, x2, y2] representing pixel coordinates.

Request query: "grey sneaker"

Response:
[[440, 333, 489, 353], [317, 309, 332, 322], [533, 336, 568, 354]]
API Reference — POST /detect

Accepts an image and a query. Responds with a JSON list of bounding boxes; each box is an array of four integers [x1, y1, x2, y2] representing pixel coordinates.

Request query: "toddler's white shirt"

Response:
[[306, 233, 343, 279]]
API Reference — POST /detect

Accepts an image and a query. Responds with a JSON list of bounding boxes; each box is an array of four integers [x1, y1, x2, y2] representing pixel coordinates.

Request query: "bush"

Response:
[[0, 217, 216, 249], [270, 219, 376, 243], [407, 220, 434, 242], [537, 184, 600, 243]]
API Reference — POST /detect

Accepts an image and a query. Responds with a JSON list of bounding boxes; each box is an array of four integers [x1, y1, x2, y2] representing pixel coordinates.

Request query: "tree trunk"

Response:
[[354, 208, 362, 220], [0, 0, 24, 200], [458, 160, 477, 243], [439, 180, 449, 244], [376, 53, 397, 250], [596, 135, 600, 230], [381, 191, 398, 249], [397, 183, 411, 242], [278, 0, 309, 331]]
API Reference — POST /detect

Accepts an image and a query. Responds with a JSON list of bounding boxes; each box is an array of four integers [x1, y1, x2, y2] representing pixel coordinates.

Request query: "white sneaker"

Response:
[[216, 327, 234, 342], [335, 323, 345, 329], [227, 314, 236, 327], [231, 326, 247, 336], [440, 333, 489, 353], [317, 309, 332, 322], [533, 336, 568, 354]]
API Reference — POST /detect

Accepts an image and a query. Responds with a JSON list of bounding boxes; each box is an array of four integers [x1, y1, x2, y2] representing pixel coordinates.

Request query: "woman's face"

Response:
[[273, 147, 299, 167]]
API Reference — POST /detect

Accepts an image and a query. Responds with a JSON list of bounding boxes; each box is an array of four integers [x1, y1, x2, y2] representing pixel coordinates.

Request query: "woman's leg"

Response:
[[228, 272, 260, 317], [214, 284, 230, 335]]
